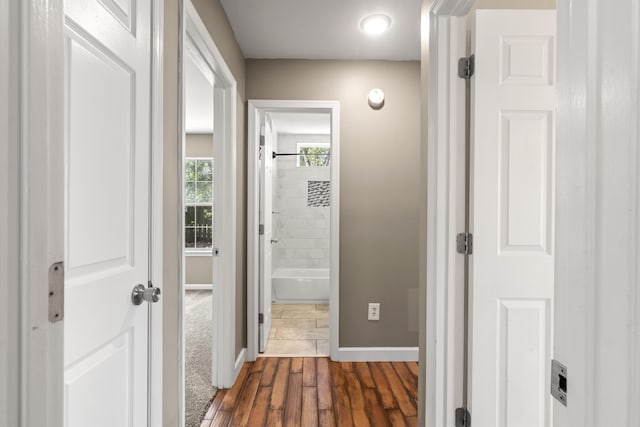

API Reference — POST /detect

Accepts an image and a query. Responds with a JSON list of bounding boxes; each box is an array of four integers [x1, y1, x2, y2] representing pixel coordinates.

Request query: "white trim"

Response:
[[421, 2, 476, 427], [149, 1, 164, 426], [184, 284, 213, 291], [234, 348, 247, 378], [185, 250, 214, 257], [247, 100, 341, 362], [180, 4, 237, 411], [423, 11, 469, 427], [338, 347, 419, 362], [21, 0, 65, 425], [1, 1, 20, 426]]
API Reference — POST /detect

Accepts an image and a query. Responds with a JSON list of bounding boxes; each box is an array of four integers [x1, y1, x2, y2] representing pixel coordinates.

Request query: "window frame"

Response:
[[296, 142, 331, 167], [184, 156, 214, 254]]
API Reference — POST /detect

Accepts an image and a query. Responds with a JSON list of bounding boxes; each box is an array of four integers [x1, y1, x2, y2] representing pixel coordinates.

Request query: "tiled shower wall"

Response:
[[272, 134, 330, 270]]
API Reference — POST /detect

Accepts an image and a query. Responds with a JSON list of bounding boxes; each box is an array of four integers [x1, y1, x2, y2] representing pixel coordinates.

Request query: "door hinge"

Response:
[[48, 261, 64, 323], [212, 248, 220, 256], [458, 54, 475, 80], [456, 232, 473, 255], [259, 224, 265, 235], [455, 407, 471, 427], [259, 135, 265, 147], [258, 313, 264, 324]]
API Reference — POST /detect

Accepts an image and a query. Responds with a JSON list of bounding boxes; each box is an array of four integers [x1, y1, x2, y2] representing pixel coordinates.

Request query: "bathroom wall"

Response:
[[272, 134, 331, 270], [185, 133, 214, 285], [247, 60, 421, 348]]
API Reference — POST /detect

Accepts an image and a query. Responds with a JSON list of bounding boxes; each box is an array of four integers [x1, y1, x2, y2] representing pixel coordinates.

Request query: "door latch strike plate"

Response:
[[551, 359, 568, 406], [49, 261, 64, 323]]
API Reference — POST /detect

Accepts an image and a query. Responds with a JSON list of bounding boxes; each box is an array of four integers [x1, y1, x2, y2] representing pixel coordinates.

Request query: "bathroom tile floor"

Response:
[[262, 303, 329, 357]]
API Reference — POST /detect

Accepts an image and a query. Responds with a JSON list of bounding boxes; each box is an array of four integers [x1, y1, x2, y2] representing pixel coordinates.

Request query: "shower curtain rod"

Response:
[[272, 152, 331, 159]]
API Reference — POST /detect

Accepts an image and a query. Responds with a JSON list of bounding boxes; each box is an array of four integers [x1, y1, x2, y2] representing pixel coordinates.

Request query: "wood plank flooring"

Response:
[[200, 358, 418, 427]]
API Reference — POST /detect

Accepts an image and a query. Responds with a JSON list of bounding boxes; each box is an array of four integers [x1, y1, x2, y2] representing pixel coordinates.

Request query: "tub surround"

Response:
[[272, 134, 330, 270]]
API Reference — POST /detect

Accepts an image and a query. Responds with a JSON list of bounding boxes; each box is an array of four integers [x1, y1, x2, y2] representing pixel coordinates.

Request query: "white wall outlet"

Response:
[[368, 303, 380, 321]]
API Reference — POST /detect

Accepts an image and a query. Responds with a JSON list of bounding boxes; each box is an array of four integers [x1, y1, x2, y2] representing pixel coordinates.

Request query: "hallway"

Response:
[[200, 358, 418, 426]]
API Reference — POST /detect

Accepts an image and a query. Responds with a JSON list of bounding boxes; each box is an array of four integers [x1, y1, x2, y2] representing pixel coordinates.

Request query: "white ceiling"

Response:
[[270, 112, 330, 135], [220, 0, 421, 60], [185, 51, 214, 133]]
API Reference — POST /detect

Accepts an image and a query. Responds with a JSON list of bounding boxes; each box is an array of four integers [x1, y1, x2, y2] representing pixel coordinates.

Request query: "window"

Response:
[[184, 158, 213, 251], [297, 142, 331, 167]]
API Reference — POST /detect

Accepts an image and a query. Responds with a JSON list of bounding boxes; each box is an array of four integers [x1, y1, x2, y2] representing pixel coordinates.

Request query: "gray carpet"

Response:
[[185, 290, 216, 427]]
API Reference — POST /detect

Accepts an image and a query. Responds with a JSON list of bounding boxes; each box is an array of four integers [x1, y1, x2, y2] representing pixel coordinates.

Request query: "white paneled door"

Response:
[[63, 0, 153, 426], [258, 115, 274, 352], [469, 10, 556, 427]]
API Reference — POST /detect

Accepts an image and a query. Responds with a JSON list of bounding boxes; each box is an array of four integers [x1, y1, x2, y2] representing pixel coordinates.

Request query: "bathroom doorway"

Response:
[[247, 100, 340, 360]]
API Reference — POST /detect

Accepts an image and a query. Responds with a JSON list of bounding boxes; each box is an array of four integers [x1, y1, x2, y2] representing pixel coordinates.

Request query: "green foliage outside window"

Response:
[[184, 159, 213, 249], [298, 146, 330, 167]]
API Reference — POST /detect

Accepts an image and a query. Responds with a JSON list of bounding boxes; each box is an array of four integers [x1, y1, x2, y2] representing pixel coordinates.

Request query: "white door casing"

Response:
[[247, 100, 340, 362], [258, 114, 274, 352], [63, 0, 153, 425], [554, 1, 640, 426], [182, 0, 238, 391], [469, 10, 556, 427]]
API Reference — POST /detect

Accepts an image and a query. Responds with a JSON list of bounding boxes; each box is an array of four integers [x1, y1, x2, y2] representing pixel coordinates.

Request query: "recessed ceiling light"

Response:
[[361, 14, 391, 35]]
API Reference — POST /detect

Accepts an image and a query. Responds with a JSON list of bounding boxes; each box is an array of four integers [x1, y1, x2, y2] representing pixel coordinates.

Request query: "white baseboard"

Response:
[[233, 348, 247, 380], [337, 347, 419, 362], [184, 284, 213, 291]]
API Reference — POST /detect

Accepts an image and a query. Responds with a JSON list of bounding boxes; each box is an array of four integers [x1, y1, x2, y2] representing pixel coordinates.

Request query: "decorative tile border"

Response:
[[307, 180, 331, 207]]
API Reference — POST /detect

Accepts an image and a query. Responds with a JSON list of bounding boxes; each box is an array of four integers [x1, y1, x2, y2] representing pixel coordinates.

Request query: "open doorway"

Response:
[[179, 3, 239, 427], [262, 111, 332, 356], [182, 37, 216, 427], [247, 100, 341, 361]]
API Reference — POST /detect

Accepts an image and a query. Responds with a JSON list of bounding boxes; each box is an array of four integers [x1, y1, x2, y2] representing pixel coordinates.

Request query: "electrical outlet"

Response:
[[368, 303, 380, 321]]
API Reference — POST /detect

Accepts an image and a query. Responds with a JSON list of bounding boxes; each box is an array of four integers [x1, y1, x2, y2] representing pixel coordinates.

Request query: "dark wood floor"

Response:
[[200, 357, 418, 427]]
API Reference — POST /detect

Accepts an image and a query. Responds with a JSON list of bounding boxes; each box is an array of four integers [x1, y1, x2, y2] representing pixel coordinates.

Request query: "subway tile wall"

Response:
[[272, 134, 330, 269]]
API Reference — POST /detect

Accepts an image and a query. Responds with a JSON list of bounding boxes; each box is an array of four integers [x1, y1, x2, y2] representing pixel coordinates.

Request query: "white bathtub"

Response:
[[271, 268, 329, 304]]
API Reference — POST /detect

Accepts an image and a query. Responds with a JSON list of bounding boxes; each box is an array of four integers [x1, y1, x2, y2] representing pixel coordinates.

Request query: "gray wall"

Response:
[[247, 59, 421, 347], [163, 1, 246, 426]]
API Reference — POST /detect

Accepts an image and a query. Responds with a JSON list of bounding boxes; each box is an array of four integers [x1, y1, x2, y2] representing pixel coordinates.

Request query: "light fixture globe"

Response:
[[360, 14, 391, 35]]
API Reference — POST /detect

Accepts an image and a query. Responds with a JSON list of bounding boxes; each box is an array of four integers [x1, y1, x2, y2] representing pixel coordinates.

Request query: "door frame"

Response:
[[14, 0, 165, 426], [179, 0, 238, 401], [246, 99, 341, 361], [420, 1, 472, 425]]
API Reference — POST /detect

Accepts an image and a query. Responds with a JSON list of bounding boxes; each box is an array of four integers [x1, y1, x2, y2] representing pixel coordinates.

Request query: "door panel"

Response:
[[469, 10, 556, 427], [258, 115, 274, 352], [63, 0, 151, 425]]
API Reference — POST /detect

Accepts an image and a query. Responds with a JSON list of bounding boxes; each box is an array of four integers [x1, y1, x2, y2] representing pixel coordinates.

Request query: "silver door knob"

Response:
[[131, 284, 161, 306]]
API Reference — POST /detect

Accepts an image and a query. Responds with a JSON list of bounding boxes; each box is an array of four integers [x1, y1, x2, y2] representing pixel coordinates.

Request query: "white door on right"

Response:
[[469, 10, 556, 427]]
